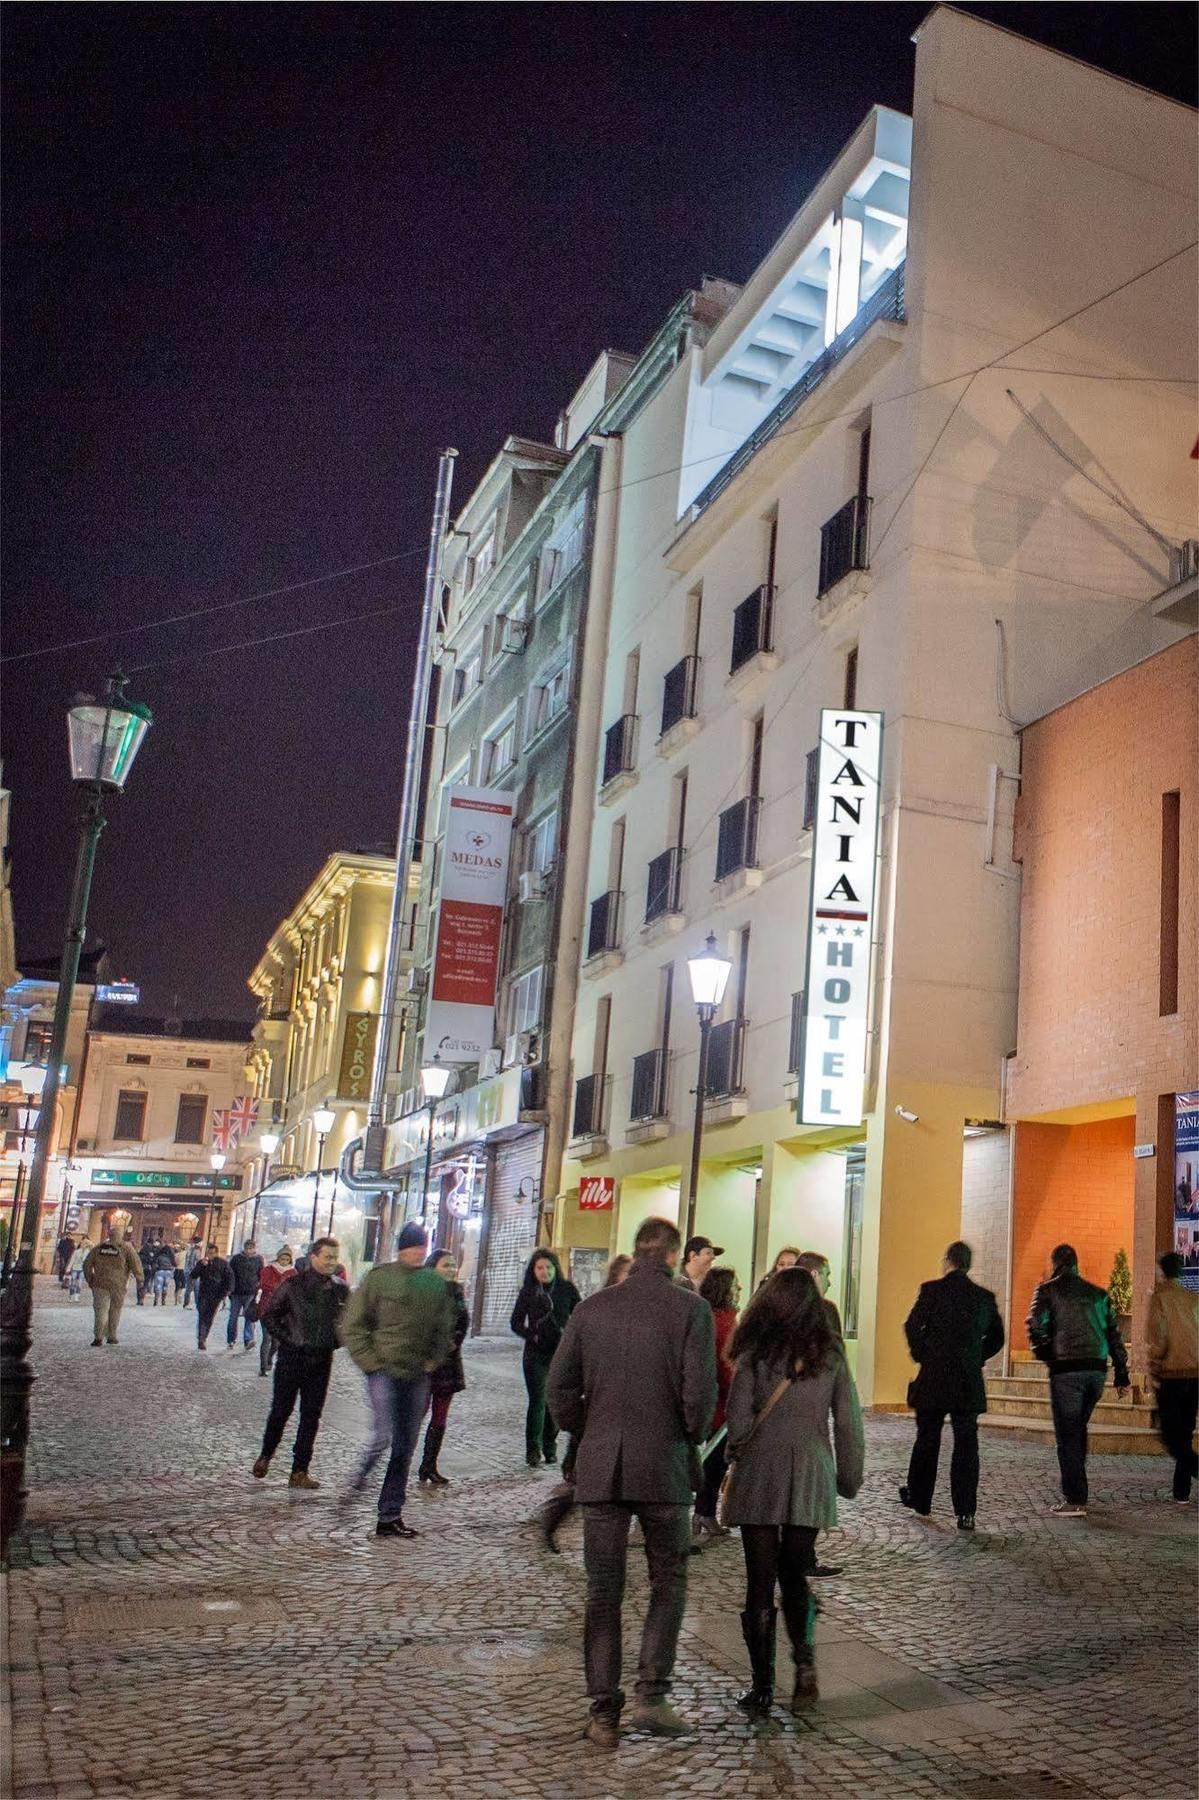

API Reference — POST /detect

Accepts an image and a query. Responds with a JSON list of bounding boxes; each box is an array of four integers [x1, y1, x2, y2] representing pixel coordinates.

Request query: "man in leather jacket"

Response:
[[1027, 1243, 1130, 1517]]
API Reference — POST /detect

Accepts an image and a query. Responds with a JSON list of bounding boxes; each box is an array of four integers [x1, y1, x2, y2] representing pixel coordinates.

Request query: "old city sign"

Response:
[[798, 709, 883, 1128], [91, 1168, 243, 1191], [337, 1012, 378, 1101]]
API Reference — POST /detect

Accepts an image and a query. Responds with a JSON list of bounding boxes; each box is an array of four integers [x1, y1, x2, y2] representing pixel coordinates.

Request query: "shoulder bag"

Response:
[[716, 1367, 795, 1527]]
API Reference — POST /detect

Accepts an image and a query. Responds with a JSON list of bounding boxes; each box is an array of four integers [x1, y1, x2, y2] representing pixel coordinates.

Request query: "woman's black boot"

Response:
[[737, 1608, 776, 1717], [419, 1423, 448, 1485], [781, 1590, 820, 1710]]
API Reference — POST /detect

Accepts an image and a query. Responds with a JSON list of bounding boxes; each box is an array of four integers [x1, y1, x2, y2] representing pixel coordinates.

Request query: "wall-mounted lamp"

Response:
[[894, 1106, 920, 1124]]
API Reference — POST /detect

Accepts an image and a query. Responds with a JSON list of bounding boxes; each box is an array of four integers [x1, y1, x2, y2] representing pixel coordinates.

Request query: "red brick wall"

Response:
[[1012, 1117, 1135, 1333]]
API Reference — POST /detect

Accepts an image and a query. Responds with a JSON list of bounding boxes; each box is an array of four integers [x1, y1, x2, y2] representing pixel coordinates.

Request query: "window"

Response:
[[186, 1057, 210, 1070], [803, 747, 820, 830], [1161, 790, 1181, 1015], [450, 643, 483, 708], [536, 494, 587, 600], [482, 714, 519, 782], [125, 1053, 151, 1066], [525, 811, 558, 875], [510, 965, 544, 1035], [22, 1020, 53, 1065], [466, 525, 497, 592], [175, 1092, 208, 1144], [529, 659, 570, 736], [844, 646, 859, 710], [113, 1089, 147, 1141]]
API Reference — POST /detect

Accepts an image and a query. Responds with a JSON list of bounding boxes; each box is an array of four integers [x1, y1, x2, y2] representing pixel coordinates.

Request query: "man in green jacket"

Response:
[[341, 1221, 455, 1538]]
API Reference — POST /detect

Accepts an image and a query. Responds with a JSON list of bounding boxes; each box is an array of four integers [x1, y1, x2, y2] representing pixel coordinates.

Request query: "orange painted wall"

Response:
[[1012, 1116, 1135, 1334]]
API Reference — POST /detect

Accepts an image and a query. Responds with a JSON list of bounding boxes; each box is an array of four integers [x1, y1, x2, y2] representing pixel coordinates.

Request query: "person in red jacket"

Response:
[[255, 1245, 295, 1376], [694, 1265, 741, 1539]]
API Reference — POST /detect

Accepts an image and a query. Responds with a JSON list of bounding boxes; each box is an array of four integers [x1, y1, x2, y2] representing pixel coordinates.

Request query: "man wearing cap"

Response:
[[678, 1236, 724, 1294], [341, 1222, 456, 1538]]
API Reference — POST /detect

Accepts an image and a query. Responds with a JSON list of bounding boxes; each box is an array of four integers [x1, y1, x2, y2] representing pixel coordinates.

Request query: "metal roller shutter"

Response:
[[480, 1131, 543, 1332]]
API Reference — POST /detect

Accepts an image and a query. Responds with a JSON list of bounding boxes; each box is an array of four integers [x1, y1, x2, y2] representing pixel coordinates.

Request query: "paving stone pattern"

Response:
[[5, 1281, 1196, 1799]]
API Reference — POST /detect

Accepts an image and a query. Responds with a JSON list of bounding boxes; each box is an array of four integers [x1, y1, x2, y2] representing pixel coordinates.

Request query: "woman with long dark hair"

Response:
[[723, 1267, 863, 1718], [510, 1248, 580, 1468], [418, 1248, 470, 1486], [694, 1265, 740, 1539]]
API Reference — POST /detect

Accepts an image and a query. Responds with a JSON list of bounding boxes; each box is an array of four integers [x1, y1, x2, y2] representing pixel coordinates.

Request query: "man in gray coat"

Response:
[[547, 1215, 717, 1748]]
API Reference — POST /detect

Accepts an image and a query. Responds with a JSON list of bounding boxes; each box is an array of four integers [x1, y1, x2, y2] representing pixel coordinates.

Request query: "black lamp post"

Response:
[[309, 1107, 336, 1244], [250, 1131, 280, 1241], [420, 1056, 451, 1244], [0, 673, 151, 1555], [682, 933, 733, 1246]]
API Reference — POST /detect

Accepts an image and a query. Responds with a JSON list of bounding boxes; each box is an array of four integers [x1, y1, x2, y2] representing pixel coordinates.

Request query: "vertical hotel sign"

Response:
[[424, 785, 515, 1063], [798, 710, 883, 1127]]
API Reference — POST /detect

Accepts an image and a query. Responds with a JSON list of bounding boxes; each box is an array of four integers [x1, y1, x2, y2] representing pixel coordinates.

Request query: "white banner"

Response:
[[423, 785, 515, 1064], [799, 710, 883, 1127]]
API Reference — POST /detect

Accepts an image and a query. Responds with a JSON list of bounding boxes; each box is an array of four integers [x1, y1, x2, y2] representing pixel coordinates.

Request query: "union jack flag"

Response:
[[228, 1095, 260, 1141], [210, 1108, 238, 1154]]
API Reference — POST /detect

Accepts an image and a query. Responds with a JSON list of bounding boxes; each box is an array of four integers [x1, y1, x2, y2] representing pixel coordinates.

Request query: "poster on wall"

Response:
[[423, 785, 515, 1064], [1174, 1091, 1199, 1292], [798, 709, 883, 1127]]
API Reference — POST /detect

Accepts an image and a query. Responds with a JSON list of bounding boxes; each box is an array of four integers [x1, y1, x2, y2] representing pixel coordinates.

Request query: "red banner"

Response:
[[579, 1175, 615, 1211]]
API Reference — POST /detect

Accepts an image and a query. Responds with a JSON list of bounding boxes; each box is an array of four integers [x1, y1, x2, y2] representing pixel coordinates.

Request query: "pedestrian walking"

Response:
[[538, 1253, 631, 1553], [172, 1255, 186, 1303], [182, 1236, 203, 1308], [66, 1235, 92, 1300], [82, 1229, 144, 1347], [341, 1221, 455, 1539], [723, 1267, 864, 1719], [55, 1231, 76, 1286], [226, 1239, 264, 1351], [693, 1265, 740, 1541], [252, 1236, 347, 1490], [416, 1249, 470, 1487], [1027, 1242, 1130, 1517], [546, 1215, 717, 1747], [193, 1243, 233, 1350], [255, 1245, 295, 1376], [1146, 1250, 1198, 1505], [898, 1241, 1004, 1531], [151, 1242, 178, 1306], [677, 1235, 723, 1294], [510, 1249, 581, 1468]]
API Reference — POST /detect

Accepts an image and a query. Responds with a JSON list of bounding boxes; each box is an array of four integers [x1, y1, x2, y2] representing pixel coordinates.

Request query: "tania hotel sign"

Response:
[[799, 710, 883, 1127]]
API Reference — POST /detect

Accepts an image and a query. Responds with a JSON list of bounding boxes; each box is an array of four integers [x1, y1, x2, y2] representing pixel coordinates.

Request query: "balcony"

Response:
[[658, 655, 700, 752], [642, 846, 685, 942], [627, 1048, 671, 1144], [817, 493, 871, 604], [729, 584, 777, 690], [585, 889, 624, 975], [784, 990, 804, 1100], [704, 1016, 749, 1123], [600, 713, 638, 801], [570, 1072, 609, 1157], [802, 747, 819, 831], [715, 795, 763, 892]]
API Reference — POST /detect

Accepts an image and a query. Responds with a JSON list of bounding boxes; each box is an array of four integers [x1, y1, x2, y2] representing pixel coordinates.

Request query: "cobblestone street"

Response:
[[4, 1280, 1196, 1799]]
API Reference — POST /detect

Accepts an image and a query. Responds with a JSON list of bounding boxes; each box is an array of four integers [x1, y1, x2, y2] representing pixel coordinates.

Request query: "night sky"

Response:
[[3, 3, 1195, 1019]]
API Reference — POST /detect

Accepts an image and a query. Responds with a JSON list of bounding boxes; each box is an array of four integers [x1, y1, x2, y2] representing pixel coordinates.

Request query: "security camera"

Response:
[[894, 1105, 920, 1124]]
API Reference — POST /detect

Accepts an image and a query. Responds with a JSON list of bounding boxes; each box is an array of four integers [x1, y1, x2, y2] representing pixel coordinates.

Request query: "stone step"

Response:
[[986, 1375, 1150, 1406], [985, 1392, 1157, 1427], [978, 1412, 1163, 1456]]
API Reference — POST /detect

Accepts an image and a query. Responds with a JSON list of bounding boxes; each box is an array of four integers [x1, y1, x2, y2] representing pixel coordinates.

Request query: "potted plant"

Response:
[[1108, 1247, 1134, 1362]]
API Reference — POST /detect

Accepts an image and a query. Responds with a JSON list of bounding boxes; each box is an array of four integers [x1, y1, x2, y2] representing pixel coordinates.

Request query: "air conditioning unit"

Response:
[[502, 617, 529, 654], [406, 967, 427, 994], [479, 1047, 502, 1079], [502, 1033, 521, 1069], [517, 870, 547, 904], [519, 1029, 541, 1066]]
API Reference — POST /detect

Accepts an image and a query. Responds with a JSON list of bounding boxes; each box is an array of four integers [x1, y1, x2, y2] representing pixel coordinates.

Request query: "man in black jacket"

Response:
[[900, 1241, 1004, 1531], [226, 1239, 264, 1352], [253, 1236, 347, 1490], [193, 1244, 233, 1351], [1027, 1242, 1129, 1518], [547, 1216, 717, 1748]]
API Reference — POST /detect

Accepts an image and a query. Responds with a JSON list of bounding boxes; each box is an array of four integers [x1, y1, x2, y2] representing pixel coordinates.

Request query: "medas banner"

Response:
[[424, 785, 515, 1063]]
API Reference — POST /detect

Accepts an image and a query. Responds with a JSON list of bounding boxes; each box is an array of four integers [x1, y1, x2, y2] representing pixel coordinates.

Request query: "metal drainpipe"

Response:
[[366, 448, 458, 1157]]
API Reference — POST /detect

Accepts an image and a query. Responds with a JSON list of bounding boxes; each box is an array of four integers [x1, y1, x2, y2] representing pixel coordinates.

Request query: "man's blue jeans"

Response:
[[226, 1292, 256, 1348], [353, 1371, 430, 1522], [1049, 1369, 1107, 1504]]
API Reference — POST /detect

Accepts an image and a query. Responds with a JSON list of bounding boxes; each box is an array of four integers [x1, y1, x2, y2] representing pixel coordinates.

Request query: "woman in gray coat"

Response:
[[724, 1267, 864, 1718]]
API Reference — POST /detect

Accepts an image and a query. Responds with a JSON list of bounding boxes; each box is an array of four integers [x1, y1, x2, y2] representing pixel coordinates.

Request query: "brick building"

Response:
[[1005, 618, 1197, 1361]]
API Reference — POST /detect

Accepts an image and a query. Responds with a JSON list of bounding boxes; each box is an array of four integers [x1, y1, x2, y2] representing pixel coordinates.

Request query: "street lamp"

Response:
[[683, 932, 733, 1244], [309, 1107, 336, 1243], [420, 1057, 451, 1244], [0, 672, 151, 1554], [250, 1131, 280, 1241]]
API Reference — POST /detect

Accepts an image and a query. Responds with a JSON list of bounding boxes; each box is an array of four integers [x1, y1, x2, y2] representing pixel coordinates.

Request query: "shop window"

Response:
[[22, 1020, 53, 1065], [113, 1089, 148, 1142], [841, 1148, 865, 1337], [175, 1093, 208, 1144]]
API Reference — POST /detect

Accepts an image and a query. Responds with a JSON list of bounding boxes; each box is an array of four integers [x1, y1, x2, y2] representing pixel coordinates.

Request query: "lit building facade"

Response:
[[556, 7, 1197, 1403]]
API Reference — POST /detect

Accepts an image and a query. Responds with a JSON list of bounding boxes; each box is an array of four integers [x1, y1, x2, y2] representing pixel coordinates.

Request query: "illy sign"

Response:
[[798, 709, 883, 1127]]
